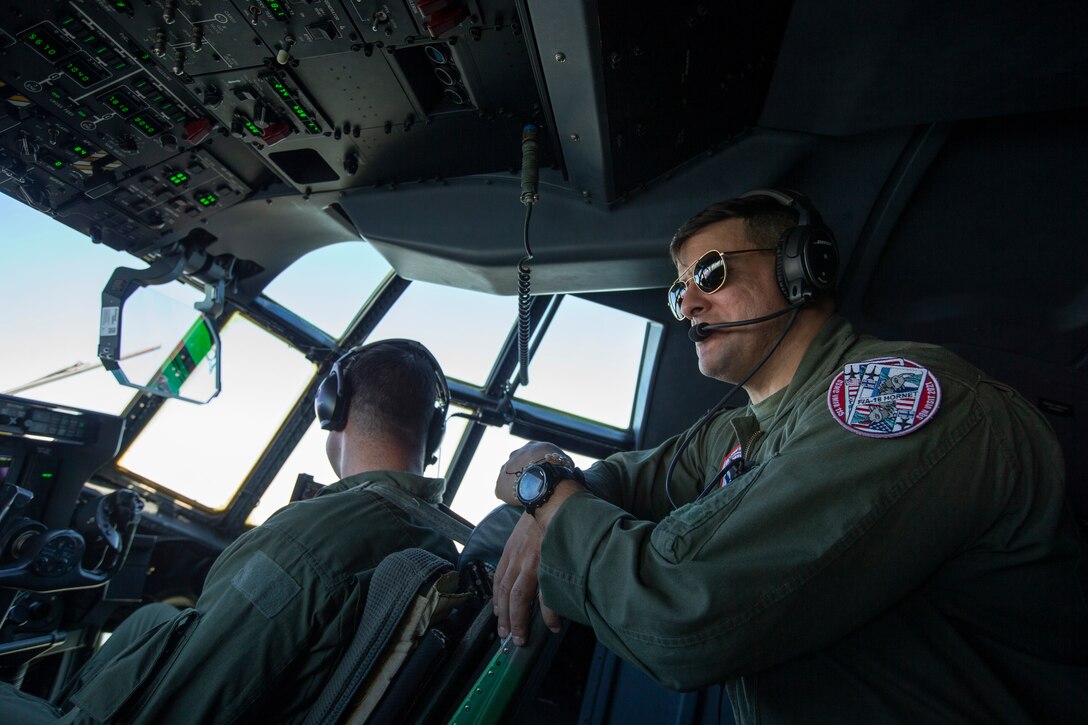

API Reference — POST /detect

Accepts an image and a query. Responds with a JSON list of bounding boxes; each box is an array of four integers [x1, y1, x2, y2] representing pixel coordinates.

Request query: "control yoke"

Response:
[[0, 488, 143, 592]]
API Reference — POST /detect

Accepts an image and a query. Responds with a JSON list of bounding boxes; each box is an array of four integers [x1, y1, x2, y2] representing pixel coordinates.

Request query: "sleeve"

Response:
[[583, 412, 736, 520], [539, 381, 1015, 691]]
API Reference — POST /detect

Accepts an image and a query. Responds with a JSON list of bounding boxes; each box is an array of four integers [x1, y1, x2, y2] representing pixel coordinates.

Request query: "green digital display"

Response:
[[156, 319, 215, 395], [262, 74, 322, 134], [62, 56, 107, 88], [99, 90, 139, 118], [72, 145, 90, 157], [131, 114, 163, 138], [268, 77, 291, 100], [243, 120, 262, 137], [290, 103, 322, 133], [19, 25, 75, 62], [260, 0, 292, 21], [197, 193, 218, 207], [168, 171, 190, 186]]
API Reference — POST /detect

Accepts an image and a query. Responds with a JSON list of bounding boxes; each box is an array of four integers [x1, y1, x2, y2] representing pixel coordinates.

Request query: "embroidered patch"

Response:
[[827, 357, 941, 438], [719, 444, 744, 487]]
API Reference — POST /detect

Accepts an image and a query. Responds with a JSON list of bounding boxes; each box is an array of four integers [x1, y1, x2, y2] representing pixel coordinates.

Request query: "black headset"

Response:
[[739, 188, 839, 304], [314, 339, 450, 462]]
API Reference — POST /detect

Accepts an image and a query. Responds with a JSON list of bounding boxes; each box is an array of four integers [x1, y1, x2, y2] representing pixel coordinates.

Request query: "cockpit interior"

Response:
[[0, 0, 1084, 721]]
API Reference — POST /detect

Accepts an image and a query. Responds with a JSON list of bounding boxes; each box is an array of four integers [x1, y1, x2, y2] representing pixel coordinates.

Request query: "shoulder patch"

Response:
[[827, 357, 941, 438]]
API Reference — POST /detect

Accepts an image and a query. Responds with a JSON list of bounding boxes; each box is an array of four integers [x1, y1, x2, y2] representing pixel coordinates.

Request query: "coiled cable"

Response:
[[517, 203, 534, 386]]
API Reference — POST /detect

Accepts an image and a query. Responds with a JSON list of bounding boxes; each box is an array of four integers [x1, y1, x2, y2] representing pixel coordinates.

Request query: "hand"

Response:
[[494, 441, 574, 505], [493, 512, 562, 645]]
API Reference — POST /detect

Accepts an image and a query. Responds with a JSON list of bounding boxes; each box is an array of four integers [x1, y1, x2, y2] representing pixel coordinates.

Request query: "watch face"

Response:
[[517, 465, 549, 504]]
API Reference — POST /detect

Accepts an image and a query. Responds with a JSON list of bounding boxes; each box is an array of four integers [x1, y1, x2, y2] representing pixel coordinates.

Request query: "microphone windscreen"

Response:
[[688, 324, 709, 342]]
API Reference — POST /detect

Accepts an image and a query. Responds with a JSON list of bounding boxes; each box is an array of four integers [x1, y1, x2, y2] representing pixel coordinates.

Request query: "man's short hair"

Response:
[[341, 343, 438, 449], [669, 194, 798, 265]]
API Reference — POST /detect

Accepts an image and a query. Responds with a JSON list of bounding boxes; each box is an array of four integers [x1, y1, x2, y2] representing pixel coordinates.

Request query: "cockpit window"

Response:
[[246, 419, 335, 525], [117, 313, 316, 510], [450, 425, 596, 525], [261, 241, 393, 339], [515, 296, 654, 430], [0, 195, 139, 415], [366, 281, 513, 386]]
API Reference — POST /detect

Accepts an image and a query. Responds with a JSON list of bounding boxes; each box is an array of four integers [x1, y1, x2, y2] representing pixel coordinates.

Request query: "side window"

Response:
[[118, 314, 316, 510], [516, 296, 656, 429], [1, 195, 139, 414], [449, 297, 657, 522], [451, 426, 596, 525]]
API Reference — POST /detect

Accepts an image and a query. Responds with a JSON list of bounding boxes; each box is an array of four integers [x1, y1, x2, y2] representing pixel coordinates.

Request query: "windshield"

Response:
[[4, 193, 660, 524]]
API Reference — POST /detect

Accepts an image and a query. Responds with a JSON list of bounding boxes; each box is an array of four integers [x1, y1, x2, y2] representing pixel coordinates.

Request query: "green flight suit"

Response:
[[539, 316, 1087, 723], [57, 470, 457, 724]]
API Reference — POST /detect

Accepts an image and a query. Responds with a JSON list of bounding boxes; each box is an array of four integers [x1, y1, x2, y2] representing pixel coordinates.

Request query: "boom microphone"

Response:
[[688, 301, 805, 342]]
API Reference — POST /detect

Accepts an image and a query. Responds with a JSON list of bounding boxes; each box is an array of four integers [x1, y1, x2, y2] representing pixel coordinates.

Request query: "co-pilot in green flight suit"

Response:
[[539, 316, 1087, 724], [47, 470, 457, 724]]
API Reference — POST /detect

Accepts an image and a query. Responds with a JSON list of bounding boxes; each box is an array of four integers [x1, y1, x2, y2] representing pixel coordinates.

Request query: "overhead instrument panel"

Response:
[[0, 0, 547, 256]]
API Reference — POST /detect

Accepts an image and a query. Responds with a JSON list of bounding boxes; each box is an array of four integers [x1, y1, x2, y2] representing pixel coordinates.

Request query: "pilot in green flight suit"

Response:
[[493, 191, 1087, 723], [2, 341, 457, 724]]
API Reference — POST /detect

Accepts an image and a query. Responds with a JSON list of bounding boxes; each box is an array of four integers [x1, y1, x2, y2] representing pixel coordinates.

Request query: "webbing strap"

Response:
[[365, 481, 474, 545], [304, 548, 452, 725]]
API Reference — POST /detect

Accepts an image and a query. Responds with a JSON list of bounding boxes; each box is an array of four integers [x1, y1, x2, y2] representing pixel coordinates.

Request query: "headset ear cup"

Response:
[[776, 227, 812, 303], [803, 227, 839, 292], [426, 412, 446, 462], [775, 237, 791, 302], [315, 368, 349, 431]]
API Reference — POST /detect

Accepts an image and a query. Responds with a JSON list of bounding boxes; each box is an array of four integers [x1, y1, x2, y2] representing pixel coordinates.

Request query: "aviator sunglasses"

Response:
[[667, 248, 775, 320]]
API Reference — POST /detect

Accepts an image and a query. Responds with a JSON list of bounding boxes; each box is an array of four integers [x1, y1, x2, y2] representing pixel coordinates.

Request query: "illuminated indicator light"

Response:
[[197, 193, 218, 207], [72, 145, 90, 157], [101, 91, 139, 118], [169, 171, 190, 185], [62, 57, 107, 88], [41, 472, 54, 478], [261, 0, 291, 21], [244, 121, 261, 136], [53, 160, 65, 168], [131, 115, 162, 138], [19, 27, 72, 60]]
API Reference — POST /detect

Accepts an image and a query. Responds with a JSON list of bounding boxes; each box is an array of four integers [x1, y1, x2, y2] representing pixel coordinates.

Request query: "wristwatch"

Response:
[[515, 461, 584, 513]]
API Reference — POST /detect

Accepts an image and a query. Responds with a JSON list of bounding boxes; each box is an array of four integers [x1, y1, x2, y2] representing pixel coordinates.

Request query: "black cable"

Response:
[[516, 202, 534, 386], [664, 308, 800, 510]]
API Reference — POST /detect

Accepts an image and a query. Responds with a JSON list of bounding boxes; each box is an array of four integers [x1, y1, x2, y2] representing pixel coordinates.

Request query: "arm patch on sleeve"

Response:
[[231, 550, 300, 618]]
